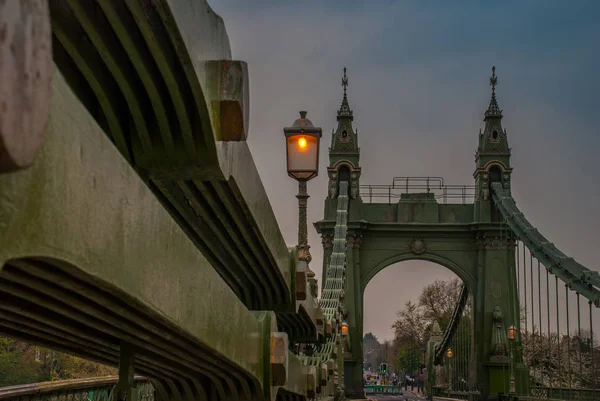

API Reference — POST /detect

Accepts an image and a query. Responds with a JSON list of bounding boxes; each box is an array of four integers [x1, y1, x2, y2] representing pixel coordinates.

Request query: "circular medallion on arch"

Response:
[[409, 238, 427, 255]]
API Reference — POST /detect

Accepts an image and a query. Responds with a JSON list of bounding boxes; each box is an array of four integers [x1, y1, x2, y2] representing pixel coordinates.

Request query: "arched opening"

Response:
[[488, 165, 503, 222], [338, 165, 351, 183], [362, 261, 472, 393], [488, 165, 502, 185]]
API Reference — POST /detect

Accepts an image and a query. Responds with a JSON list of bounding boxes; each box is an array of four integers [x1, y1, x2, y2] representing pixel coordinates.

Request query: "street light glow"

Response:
[[507, 325, 518, 342], [298, 136, 307, 149], [341, 321, 349, 336]]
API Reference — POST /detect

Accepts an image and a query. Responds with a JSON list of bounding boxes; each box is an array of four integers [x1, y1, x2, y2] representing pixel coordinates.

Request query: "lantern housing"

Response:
[[283, 111, 322, 181], [341, 321, 349, 336], [507, 325, 518, 342]]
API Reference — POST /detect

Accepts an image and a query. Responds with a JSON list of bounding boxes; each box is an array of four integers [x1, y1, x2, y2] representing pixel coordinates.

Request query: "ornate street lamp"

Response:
[[507, 325, 517, 394], [284, 111, 322, 277], [446, 348, 453, 391], [341, 321, 349, 337]]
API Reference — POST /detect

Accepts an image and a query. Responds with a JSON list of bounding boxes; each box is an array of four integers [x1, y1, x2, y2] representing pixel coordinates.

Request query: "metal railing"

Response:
[[360, 177, 476, 204], [0, 377, 152, 401], [363, 385, 403, 395], [432, 386, 481, 400]]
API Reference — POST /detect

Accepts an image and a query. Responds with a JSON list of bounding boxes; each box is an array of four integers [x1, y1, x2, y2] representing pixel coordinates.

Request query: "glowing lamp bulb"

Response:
[[297, 137, 307, 149]]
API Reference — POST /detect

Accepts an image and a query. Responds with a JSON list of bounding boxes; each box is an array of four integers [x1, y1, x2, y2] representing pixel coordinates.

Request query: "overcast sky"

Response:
[[210, 0, 600, 341]]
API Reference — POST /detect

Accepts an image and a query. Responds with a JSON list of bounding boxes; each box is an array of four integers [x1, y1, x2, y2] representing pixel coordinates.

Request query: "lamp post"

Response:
[[283, 111, 322, 277], [446, 348, 453, 391], [507, 325, 517, 394]]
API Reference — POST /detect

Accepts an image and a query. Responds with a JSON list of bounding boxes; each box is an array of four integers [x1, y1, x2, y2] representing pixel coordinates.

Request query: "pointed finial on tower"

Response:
[[342, 67, 349, 98], [490, 66, 498, 95], [338, 67, 353, 118], [485, 65, 502, 119]]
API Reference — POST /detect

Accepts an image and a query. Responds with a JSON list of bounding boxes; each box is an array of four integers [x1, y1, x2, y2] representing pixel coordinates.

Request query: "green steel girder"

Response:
[[47, 0, 293, 312], [491, 183, 600, 306]]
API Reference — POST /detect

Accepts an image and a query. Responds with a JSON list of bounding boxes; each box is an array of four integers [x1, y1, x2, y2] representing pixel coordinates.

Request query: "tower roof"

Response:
[[484, 66, 503, 120], [337, 67, 353, 120]]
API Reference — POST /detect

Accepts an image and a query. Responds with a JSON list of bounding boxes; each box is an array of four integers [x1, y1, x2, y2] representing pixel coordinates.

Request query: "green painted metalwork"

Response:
[[317, 67, 528, 399], [491, 182, 600, 305], [299, 181, 349, 398], [363, 385, 403, 395]]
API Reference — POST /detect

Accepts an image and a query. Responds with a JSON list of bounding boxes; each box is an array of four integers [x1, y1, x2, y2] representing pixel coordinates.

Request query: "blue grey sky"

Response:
[[210, 0, 600, 341]]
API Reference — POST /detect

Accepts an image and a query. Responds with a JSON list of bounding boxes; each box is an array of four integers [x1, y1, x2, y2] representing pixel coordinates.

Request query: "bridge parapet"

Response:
[[0, 0, 327, 399], [43, 0, 293, 312]]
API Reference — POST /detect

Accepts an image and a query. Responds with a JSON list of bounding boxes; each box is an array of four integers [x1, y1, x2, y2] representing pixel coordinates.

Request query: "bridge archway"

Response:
[[362, 261, 466, 379], [362, 253, 475, 294], [318, 208, 520, 398]]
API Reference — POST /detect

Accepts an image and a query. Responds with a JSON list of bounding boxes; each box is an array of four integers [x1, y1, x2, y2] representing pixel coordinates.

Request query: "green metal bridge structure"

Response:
[[0, 1, 598, 401]]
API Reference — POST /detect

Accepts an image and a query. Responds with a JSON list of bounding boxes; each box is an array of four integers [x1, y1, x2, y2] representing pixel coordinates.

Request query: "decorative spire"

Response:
[[485, 66, 503, 119], [338, 67, 353, 119], [342, 67, 349, 99]]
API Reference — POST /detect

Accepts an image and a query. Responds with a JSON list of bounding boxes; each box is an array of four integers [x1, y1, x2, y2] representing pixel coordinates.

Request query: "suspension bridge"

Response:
[[0, 1, 598, 401]]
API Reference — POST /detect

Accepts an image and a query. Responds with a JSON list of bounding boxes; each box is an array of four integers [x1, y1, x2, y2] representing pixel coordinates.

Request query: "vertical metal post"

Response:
[[516, 242, 520, 311], [296, 180, 314, 277], [546, 268, 553, 391], [556, 276, 561, 396], [565, 284, 572, 392], [576, 293, 583, 392], [589, 301, 595, 400], [114, 342, 136, 401], [537, 260, 542, 382], [509, 339, 515, 394], [531, 253, 536, 384], [523, 246, 528, 348]]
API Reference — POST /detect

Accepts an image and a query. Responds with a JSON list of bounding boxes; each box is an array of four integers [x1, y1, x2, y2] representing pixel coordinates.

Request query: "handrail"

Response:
[[301, 181, 349, 369], [491, 182, 600, 306], [359, 177, 476, 204], [0, 376, 148, 400]]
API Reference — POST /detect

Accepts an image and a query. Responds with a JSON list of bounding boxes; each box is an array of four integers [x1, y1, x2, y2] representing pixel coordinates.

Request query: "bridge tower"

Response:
[[322, 68, 364, 397], [472, 67, 528, 396], [317, 67, 527, 399], [474, 66, 513, 222], [327, 67, 361, 201], [322, 67, 362, 285]]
